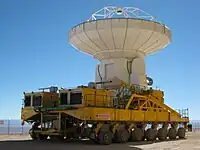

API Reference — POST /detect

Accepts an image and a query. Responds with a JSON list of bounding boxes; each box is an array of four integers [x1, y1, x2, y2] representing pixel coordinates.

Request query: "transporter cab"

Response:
[[21, 81, 190, 145]]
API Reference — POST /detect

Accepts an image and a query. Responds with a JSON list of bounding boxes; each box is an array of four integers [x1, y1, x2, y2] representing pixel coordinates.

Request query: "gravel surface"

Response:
[[0, 132, 199, 150]]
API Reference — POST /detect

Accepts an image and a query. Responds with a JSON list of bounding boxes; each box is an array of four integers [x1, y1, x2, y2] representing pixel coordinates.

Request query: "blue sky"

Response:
[[0, 0, 199, 120]]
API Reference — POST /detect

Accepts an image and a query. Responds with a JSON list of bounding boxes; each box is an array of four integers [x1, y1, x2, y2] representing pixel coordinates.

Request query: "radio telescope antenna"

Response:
[[69, 6, 171, 88]]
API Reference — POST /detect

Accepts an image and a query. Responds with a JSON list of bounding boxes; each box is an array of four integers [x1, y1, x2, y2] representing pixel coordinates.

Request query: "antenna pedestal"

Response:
[[95, 56, 147, 89]]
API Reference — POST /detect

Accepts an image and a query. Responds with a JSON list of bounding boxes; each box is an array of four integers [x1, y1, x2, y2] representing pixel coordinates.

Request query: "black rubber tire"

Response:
[[145, 128, 157, 141], [177, 127, 185, 139], [98, 131, 113, 145], [29, 129, 48, 141], [131, 128, 144, 141], [157, 128, 167, 141], [82, 127, 91, 138], [168, 128, 177, 140], [115, 129, 130, 143], [29, 129, 37, 140]]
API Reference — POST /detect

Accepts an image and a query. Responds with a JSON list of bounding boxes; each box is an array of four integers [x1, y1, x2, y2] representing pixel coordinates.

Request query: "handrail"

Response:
[[176, 108, 189, 118]]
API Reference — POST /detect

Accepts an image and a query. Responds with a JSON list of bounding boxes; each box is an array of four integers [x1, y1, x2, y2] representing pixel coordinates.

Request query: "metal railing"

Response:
[[0, 119, 31, 135], [0, 119, 200, 135], [176, 108, 189, 118]]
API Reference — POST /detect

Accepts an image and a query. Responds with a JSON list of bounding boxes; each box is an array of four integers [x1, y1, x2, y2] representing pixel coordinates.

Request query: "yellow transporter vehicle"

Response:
[[21, 81, 189, 145]]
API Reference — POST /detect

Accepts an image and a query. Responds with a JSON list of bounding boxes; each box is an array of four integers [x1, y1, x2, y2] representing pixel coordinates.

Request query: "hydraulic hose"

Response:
[[97, 64, 102, 81]]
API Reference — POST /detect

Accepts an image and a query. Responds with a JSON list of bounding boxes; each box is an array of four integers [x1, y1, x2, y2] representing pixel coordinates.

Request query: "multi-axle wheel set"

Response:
[[29, 122, 187, 145], [84, 122, 187, 145]]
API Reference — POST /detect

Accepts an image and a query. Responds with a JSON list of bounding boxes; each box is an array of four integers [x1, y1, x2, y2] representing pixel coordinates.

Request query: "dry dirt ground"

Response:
[[0, 132, 200, 150]]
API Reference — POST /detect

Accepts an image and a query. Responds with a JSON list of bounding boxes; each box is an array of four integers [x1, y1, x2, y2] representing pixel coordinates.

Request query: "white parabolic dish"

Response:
[[69, 9, 172, 88], [69, 18, 171, 60]]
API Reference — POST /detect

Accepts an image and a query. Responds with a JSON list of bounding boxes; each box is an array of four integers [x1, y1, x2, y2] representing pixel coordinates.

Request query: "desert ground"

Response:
[[0, 132, 200, 150]]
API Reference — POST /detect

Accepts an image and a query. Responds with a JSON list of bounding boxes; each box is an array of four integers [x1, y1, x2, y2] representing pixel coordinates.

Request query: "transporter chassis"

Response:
[[28, 84, 189, 145], [30, 110, 188, 145], [30, 115, 188, 143]]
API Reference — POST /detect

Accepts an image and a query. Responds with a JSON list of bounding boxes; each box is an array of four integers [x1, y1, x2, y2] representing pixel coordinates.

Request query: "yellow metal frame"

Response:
[[48, 91, 189, 123], [21, 107, 38, 120], [21, 92, 59, 121], [21, 82, 189, 124]]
